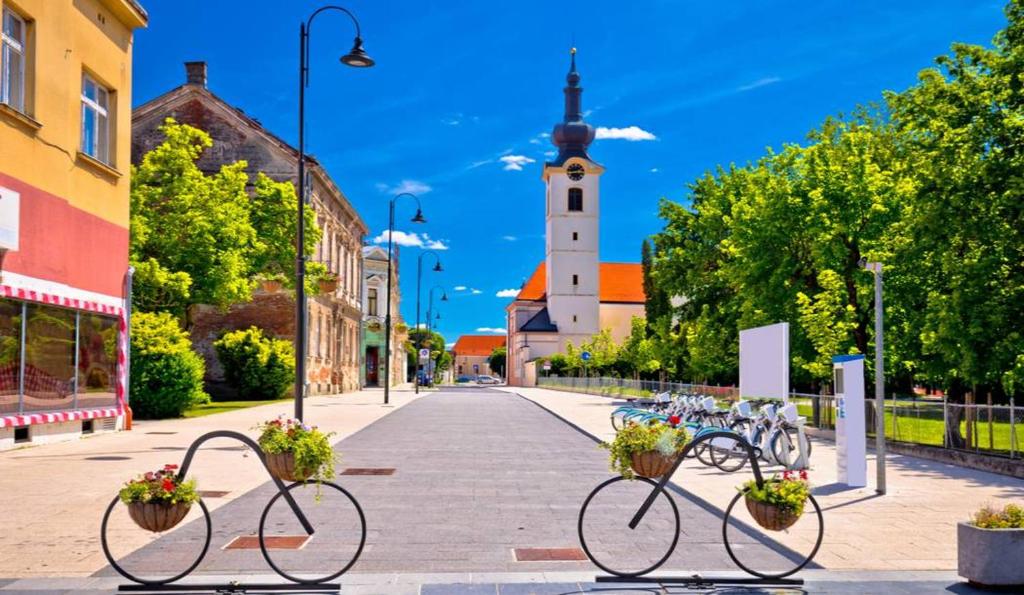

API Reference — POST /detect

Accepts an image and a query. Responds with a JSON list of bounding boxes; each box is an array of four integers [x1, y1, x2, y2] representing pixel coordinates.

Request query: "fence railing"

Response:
[[539, 377, 1021, 460]]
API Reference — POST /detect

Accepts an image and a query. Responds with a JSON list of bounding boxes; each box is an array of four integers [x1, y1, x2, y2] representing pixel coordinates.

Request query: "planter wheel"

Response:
[[744, 495, 801, 531], [127, 501, 192, 533], [265, 451, 309, 483], [630, 451, 675, 479]]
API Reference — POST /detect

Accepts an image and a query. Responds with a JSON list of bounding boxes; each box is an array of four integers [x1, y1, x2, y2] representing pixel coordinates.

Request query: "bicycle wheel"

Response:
[[578, 476, 680, 577], [710, 434, 749, 473], [101, 495, 211, 585], [771, 428, 809, 467], [722, 490, 824, 579], [259, 481, 367, 584]]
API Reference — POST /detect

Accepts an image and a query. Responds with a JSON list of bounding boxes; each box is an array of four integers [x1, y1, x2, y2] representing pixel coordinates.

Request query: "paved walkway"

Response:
[[107, 387, 793, 579], [0, 386, 420, 577], [504, 386, 1024, 572]]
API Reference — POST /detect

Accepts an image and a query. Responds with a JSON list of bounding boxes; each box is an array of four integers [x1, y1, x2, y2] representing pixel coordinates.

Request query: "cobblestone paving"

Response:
[[101, 388, 800, 578]]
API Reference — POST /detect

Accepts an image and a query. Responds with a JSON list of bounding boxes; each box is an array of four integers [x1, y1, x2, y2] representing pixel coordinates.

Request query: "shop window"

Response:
[[0, 298, 22, 414], [23, 304, 76, 411], [77, 312, 117, 409]]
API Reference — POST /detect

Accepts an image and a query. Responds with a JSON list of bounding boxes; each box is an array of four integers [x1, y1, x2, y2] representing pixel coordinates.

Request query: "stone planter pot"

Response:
[[629, 451, 675, 478], [958, 521, 1024, 587], [265, 451, 310, 483], [127, 501, 191, 533]]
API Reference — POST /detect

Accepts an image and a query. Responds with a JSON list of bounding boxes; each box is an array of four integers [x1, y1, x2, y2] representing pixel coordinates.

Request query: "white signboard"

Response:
[[0, 187, 19, 250], [739, 322, 789, 402]]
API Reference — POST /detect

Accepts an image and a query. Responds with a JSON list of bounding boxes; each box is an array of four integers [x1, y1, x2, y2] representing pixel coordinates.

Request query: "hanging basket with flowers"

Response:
[[256, 417, 336, 486], [118, 464, 199, 533], [740, 470, 811, 531], [600, 421, 689, 479]]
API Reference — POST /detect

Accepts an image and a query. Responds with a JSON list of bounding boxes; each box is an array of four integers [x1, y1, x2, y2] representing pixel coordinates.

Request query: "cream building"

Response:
[[506, 50, 645, 386]]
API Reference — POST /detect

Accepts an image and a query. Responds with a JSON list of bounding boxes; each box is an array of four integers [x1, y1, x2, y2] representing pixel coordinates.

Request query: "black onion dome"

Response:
[[550, 48, 595, 166]]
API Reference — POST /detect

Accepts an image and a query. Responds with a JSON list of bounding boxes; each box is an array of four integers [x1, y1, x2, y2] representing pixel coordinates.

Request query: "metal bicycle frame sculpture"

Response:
[[101, 430, 366, 591], [578, 429, 824, 584]]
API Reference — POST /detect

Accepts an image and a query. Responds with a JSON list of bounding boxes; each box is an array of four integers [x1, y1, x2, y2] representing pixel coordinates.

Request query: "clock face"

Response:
[[567, 163, 585, 181]]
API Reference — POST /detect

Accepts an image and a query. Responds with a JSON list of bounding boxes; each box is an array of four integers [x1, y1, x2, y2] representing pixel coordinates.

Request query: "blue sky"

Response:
[[132, 0, 1008, 346]]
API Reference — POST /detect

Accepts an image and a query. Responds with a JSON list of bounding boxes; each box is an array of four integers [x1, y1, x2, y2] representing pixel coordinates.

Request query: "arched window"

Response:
[[568, 188, 583, 212]]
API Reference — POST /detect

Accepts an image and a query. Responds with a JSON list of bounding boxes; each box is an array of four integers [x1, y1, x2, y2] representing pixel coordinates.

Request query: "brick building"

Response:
[[452, 335, 507, 379], [131, 62, 367, 395]]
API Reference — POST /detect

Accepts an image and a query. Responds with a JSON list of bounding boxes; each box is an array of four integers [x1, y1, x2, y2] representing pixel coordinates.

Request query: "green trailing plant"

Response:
[[119, 464, 199, 505], [256, 417, 336, 489], [600, 422, 689, 479], [214, 327, 295, 401], [741, 470, 811, 516], [972, 503, 1024, 529]]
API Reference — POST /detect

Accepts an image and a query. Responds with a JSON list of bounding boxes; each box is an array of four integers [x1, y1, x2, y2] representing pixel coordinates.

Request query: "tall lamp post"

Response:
[[415, 251, 443, 393], [383, 193, 426, 405], [860, 257, 886, 495], [295, 5, 374, 421]]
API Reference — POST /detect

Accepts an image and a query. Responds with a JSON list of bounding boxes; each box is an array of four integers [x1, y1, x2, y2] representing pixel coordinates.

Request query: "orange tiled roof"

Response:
[[452, 334, 507, 356], [514, 262, 645, 304]]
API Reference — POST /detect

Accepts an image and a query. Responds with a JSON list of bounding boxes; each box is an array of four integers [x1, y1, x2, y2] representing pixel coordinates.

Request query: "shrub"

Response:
[[972, 503, 1024, 529], [214, 327, 295, 400], [129, 311, 208, 419]]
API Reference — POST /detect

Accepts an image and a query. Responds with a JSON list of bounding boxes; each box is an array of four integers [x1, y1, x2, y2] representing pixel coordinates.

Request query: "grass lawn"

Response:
[[184, 398, 290, 418]]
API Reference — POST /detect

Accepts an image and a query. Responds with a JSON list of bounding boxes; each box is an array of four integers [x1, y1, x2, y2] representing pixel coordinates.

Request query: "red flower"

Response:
[[668, 415, 681, 427], [799, 469, 808, 481], [164, 464, 178, 470], [161, 477, 174, 492], [782, 470, 792, 480]]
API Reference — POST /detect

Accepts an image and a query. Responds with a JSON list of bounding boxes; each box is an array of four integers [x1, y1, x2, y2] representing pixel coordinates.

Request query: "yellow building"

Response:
[[0, 0, 147, 449]]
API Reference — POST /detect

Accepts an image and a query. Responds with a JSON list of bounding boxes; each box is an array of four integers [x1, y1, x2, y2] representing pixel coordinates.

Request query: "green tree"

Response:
[[249, 173, 325, 294], [488, 346, 507, 377]]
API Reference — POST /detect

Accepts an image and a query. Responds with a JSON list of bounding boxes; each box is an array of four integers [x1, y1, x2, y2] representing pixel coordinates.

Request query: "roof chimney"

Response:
[[185, 61, 207, 88]]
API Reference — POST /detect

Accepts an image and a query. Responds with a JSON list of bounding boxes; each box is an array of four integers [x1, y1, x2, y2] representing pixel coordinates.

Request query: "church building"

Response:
[[506, 51, 645, 386]]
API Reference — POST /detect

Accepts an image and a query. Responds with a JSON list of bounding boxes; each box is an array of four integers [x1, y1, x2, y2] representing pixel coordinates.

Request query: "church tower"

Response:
[[542, 48, 603, 343]]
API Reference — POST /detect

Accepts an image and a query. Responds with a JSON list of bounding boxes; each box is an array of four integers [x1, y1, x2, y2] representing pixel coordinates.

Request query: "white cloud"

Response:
[[453, 285, 468, 291], [376, 179, 432, 195], [738, 76, 782, 92], [372, 230, 449, 250], [650, 167, 659, 173], [595, 126, 657, 141], [540, 132, 550, 138], [543, 151, 557, 158], [471, 289, 482, 295], [529, 138, 541, 145], [496, 288, 519, 298], [476, 327, 506, 334], [445, 342, 455, 348], [499, 155, 536, 171], [502, 235, 517, 242]]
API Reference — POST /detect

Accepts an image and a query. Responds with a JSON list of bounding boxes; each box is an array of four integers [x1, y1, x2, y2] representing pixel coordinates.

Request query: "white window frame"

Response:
[[1, 7, 26, 112], [81, 73, 111, 164]]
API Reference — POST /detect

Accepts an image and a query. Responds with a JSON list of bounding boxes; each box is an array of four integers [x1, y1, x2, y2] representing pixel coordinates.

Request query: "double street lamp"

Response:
[[383, 193, 427, 405], [294, 5, 373, 421], [415, 251, 443, 393]]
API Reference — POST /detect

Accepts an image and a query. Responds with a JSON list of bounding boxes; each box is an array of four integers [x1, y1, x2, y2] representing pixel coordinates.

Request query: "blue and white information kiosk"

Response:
[[833, 354, 867, 487]]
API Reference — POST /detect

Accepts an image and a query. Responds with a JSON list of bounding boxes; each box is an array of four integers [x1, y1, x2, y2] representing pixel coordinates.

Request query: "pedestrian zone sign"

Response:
[[419, 348, 430, 362]]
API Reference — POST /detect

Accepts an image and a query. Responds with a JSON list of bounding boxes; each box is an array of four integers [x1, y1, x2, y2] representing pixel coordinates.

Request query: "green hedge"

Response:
[[213, 327, 295, 401], [129, 311, 208, 419]]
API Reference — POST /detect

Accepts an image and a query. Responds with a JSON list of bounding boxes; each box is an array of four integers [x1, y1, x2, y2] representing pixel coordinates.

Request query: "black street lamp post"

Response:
[[383, 193, 426, 405], [415, 251, 442, 394], [295, 5, 374, 421]]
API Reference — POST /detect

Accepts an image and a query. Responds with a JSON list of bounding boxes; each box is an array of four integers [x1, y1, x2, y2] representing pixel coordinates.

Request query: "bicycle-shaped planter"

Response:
[[100, 430, 366, 593], [578, 429, 824, 587]]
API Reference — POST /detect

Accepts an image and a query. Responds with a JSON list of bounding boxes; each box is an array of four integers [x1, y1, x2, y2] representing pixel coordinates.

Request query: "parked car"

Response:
[[456, 375, 472, 383], [476, 375, 501, 385]]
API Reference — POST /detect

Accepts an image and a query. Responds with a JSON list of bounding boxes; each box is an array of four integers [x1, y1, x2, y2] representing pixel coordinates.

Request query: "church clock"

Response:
[[566, 163, 585, 181]]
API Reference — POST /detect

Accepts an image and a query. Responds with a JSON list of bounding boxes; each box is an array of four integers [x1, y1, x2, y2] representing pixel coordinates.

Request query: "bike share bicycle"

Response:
[[577, 428, 824, 587], [100, 430, 366, 593]]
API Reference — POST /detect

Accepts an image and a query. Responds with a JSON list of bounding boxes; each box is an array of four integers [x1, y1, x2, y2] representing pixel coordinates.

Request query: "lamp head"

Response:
[[411, 209, 426, 224], [341, 36, 375, 68], [857, 257, 868, 270], [441, 292, 448, 302], [432, 261, 443, 273]]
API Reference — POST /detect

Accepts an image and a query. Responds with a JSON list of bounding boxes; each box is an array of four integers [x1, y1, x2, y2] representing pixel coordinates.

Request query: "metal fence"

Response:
[[540, 377, 1022, 460]]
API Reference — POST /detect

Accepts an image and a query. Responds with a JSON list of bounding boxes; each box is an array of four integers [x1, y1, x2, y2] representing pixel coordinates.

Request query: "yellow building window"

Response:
[[1, 7, 26, 112], [81, 73, 111, 164]]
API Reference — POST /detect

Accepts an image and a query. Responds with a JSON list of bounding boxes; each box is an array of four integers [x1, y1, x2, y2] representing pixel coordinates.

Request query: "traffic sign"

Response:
[[419, 348, 430, 363], [581, 351, 592, 362], [542, 362, 552, 371]]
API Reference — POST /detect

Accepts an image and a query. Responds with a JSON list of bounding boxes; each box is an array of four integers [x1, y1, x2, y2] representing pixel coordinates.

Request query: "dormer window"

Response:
[[568, 188, 583, 212]]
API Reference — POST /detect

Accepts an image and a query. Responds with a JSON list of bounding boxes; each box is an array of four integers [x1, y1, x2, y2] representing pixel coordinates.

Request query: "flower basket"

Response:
[[318, 278, 338, 293], [265, 451, 310, 483], [127, 501, 192, 533], [744, 494, 801, 531], [630, 451, 675, 478], [259, 279, 283, 293]]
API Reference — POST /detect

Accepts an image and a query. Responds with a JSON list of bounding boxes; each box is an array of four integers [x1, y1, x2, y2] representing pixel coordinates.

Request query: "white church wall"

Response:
[[599, 303, 645, 343]]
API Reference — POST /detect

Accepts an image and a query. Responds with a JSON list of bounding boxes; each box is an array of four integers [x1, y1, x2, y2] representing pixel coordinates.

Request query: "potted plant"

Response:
[[118, 464, 199, 533], [740, 470, 810, 531], [317, 273, 339, 294], [255, 272, 286, 293], [958, 503, 1024, 587], [600, 421, 689, 479], [367, 320, 382, 333], [256, 417, 336, 487]]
